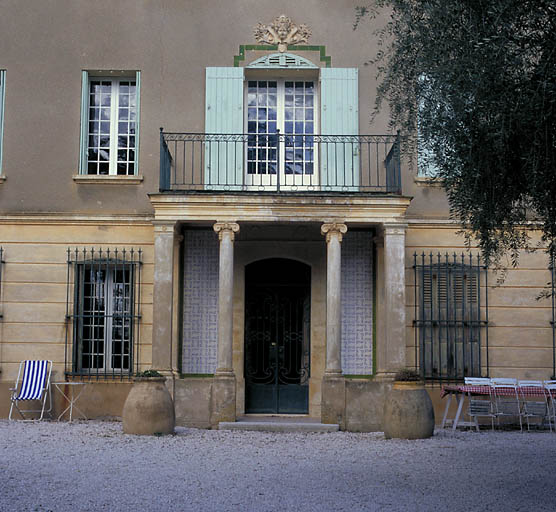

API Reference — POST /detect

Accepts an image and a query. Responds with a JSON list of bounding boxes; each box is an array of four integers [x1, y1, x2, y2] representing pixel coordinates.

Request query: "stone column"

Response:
[[376, 223, 408, 380], [320, 222, 347, 427], [152, 221, 178, 373], [210, 221, 240, 427]]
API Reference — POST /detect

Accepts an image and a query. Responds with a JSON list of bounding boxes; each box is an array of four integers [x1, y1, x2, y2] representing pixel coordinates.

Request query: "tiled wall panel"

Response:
[[341, 231, 374, 374], [182, 230, 219, 373]]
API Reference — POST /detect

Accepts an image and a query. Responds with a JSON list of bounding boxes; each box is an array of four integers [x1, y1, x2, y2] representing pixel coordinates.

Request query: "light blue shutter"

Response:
[[205, 67, 244, 190], [79, 71, 89, 174], [320, 68, 359, 190], [134, 71, 141, 175]]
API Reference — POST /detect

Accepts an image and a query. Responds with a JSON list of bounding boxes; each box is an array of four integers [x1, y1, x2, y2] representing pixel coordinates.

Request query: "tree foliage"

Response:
[[357, 0, 556, 267]]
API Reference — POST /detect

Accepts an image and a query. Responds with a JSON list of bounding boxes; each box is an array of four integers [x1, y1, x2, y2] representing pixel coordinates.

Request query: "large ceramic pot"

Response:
[[383, 380, 435, 439], [122, 377, 175, 435]]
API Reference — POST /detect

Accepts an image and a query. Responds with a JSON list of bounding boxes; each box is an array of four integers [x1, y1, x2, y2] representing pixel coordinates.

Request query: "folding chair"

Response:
[[9, 360, 53, 421], [464, 377, 494, 431], [545, 382, 556, 432], [518, 380, 550, 431], [490, 378, 522, 431]]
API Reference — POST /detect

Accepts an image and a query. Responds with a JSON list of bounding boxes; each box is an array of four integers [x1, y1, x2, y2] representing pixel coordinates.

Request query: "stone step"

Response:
[[218, 420, 339, 433]]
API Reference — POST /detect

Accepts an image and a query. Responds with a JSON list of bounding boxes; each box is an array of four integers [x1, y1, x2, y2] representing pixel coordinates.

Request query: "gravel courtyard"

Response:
[[1, 420, 554, 512]]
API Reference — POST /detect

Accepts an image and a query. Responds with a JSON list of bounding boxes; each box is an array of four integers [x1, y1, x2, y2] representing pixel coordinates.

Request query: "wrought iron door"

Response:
[[244, 285, 310, 413]]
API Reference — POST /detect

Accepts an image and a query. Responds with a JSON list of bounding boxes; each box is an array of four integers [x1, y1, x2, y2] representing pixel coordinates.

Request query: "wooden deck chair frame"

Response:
[[9, 360, 53, 421], [464, 377, 495, 431], [518, 380, 550, 432]]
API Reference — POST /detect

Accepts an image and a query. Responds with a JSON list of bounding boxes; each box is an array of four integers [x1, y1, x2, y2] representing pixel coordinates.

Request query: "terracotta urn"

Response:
[[122, 376, 175, 435], [383, 380, 435, 439]]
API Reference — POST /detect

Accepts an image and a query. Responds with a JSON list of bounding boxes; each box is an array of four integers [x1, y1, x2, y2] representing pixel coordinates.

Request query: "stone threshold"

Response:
[[219, 415, 339, 432]]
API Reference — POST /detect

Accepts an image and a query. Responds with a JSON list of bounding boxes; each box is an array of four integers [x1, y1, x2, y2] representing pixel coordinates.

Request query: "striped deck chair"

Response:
[[9, 360, 53, 421]]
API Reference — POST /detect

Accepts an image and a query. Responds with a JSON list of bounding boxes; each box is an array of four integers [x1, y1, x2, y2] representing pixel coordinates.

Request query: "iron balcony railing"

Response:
[[159, 130, 401, 194]]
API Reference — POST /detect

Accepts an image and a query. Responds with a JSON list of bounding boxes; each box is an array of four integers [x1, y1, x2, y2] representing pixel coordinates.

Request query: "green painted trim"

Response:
[[179, 373, 214, 378], [344, 374, 375, 380], [134, 71, 141, 176], [0, 70, 5, 175], [234, 44, 331, 67]]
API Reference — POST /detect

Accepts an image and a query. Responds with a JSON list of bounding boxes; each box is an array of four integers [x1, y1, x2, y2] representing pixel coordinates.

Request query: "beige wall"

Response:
[[0, 0, 453, 218], [0, 218, 154, 383], [405, 224, 555, 380]]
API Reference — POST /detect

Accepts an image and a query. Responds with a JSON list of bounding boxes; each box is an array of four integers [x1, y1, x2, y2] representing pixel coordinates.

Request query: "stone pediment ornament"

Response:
[[254, 15, 312, 53]]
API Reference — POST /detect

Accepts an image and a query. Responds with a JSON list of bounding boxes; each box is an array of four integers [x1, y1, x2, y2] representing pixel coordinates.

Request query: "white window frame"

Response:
[[79, 71, 141, 176], [244, 77, 320, 189], [74, 263, 135, 374]]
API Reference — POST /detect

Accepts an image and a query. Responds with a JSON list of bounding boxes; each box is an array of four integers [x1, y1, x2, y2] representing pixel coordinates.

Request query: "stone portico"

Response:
[[149, 193, 410, 430]]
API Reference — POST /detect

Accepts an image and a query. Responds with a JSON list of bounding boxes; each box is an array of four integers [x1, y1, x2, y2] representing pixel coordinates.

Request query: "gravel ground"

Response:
[[1, 420, 555, 512]]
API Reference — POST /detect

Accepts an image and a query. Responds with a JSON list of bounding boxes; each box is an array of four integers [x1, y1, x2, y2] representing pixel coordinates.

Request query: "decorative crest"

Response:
[[254, 15, 312, 53]]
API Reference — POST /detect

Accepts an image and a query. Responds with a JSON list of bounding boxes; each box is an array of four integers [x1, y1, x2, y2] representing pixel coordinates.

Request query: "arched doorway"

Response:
[[244, 258, 311, 414]]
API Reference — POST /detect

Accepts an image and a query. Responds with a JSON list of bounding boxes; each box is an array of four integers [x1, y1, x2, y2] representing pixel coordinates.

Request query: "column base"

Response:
[[210, 373, 236, 428], [321, 374, 346, 429]]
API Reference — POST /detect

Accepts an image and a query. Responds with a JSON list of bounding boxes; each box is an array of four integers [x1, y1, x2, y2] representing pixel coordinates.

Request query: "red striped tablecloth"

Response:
[[441, 384, 554, 399]]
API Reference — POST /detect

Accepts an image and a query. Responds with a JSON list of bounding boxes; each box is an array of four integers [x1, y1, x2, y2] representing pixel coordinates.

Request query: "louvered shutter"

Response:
[[205, 67, 244, 189], [320, 68, 359, 190]]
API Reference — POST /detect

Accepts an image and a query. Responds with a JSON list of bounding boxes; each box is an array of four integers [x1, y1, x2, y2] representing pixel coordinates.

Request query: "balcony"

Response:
[[159, 131, 401, 195]]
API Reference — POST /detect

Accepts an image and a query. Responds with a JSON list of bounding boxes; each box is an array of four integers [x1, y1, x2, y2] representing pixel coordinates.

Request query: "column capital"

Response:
[[321, 222, 348, 243], [382, 223, 408, 236], [153, 220, 179, 236], [213, 222, 240, 241]]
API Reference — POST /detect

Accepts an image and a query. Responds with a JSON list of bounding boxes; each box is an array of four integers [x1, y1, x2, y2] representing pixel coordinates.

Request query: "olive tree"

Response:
[[356, 0, 556, 267]]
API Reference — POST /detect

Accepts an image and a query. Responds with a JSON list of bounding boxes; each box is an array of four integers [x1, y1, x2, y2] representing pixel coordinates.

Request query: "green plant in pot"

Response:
[[122, 369, 175, 435], [382, 368, 435, 439]]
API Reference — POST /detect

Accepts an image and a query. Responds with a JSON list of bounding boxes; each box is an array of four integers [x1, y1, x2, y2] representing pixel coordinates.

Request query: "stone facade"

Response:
[[0, 1, 554, 429]]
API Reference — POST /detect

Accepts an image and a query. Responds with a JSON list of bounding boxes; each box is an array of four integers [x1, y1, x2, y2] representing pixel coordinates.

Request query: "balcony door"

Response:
[[205, 64, 358, 191], [246, 80, 318, 189]]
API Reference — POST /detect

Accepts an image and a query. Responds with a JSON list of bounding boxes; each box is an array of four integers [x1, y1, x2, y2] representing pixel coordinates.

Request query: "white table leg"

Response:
[[441, 393, 453, 429], [452, 393, 465, 431]]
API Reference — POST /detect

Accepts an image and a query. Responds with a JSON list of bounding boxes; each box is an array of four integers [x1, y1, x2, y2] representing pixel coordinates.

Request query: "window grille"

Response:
[[413, 252, 489, 381], [65, 248, 142, 379]]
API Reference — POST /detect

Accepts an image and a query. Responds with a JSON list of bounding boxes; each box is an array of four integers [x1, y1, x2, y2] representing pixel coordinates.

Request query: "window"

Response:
[[246, 79, 316, 186], [0, 70, 5, 175], [66, 248, 142, 377], [204, 61, 358, 190], [414, 252, 487, 380], [79, 72, 141, 175]]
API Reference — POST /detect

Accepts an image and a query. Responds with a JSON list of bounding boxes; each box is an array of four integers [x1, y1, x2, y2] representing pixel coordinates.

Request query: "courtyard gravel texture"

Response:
[[1, 420, 555, 512]]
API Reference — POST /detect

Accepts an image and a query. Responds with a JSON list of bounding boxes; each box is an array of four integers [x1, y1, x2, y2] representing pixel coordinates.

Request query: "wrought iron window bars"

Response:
[[65, 248, 142, 379]]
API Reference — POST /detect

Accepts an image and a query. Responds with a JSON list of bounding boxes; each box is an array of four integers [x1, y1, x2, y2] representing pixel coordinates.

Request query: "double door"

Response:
[[246, 79, 318, 188], [244, 283, 310, 413]]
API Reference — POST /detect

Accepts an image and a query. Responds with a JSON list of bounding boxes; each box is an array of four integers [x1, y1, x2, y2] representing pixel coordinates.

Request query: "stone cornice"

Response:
[[149, 194, 411, 225], [0, 212, 153, 225]]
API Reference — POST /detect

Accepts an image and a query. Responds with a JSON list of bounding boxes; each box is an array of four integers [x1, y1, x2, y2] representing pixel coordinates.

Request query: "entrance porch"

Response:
[[148, 192, 410, 430]]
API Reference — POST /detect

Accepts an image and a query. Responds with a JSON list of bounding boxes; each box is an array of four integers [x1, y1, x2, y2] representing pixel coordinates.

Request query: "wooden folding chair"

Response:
[[9, 360, 53, 421]]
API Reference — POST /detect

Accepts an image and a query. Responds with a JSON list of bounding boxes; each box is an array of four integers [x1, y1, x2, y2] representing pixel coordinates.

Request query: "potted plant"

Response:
[[122, 370, 175, 435], [382, 369, 435, 439]]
